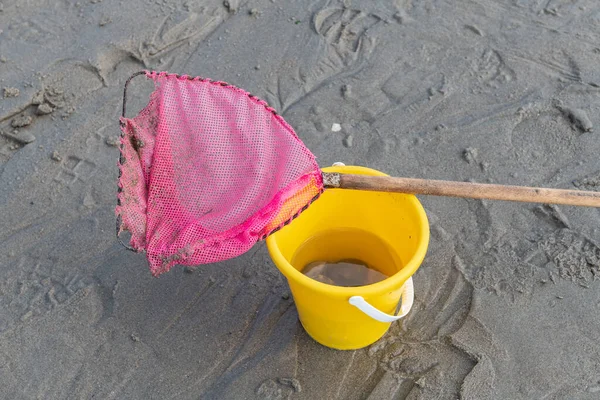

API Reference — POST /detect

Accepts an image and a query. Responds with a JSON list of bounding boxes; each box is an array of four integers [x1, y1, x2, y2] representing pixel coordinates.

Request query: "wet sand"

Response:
[[1, 0, 600, 398]]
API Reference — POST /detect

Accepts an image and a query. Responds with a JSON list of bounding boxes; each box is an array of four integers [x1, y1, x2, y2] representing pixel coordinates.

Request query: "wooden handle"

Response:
[[322, 173, 600, 207]]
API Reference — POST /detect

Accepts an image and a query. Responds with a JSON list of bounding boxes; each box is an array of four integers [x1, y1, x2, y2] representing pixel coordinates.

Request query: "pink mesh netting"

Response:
[[116, 71, 323, 276]]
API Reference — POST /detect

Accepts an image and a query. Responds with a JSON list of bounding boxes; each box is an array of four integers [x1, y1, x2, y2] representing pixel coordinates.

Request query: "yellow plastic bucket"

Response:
[[266, 165, 430, 350]]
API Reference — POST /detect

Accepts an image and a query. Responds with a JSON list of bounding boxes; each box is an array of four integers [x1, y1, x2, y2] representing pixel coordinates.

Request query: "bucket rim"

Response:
[[266, 165, 430, 298]]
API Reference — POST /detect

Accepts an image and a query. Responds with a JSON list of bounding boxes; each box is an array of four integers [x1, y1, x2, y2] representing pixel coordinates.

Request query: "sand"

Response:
[[1, 0, 600, 398]]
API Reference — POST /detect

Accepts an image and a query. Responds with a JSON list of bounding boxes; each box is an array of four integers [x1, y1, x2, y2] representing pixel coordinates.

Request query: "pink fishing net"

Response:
[[116, 71, 323, 276]]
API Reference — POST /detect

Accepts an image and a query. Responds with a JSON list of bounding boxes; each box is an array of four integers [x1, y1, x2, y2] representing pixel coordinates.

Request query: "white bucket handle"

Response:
[[348, 278, 414, 323]]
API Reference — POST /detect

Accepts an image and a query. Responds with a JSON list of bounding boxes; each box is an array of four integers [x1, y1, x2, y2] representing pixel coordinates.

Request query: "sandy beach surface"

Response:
[[2, 0, 600, 398]]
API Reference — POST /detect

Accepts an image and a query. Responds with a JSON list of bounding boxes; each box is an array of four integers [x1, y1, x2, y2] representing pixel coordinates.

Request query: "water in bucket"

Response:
[[291, 228, 397, 287], [302, 260, 388, 287]]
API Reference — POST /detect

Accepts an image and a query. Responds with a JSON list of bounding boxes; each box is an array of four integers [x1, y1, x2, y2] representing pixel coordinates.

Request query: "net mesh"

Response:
[[117, 71, 323, 276]]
